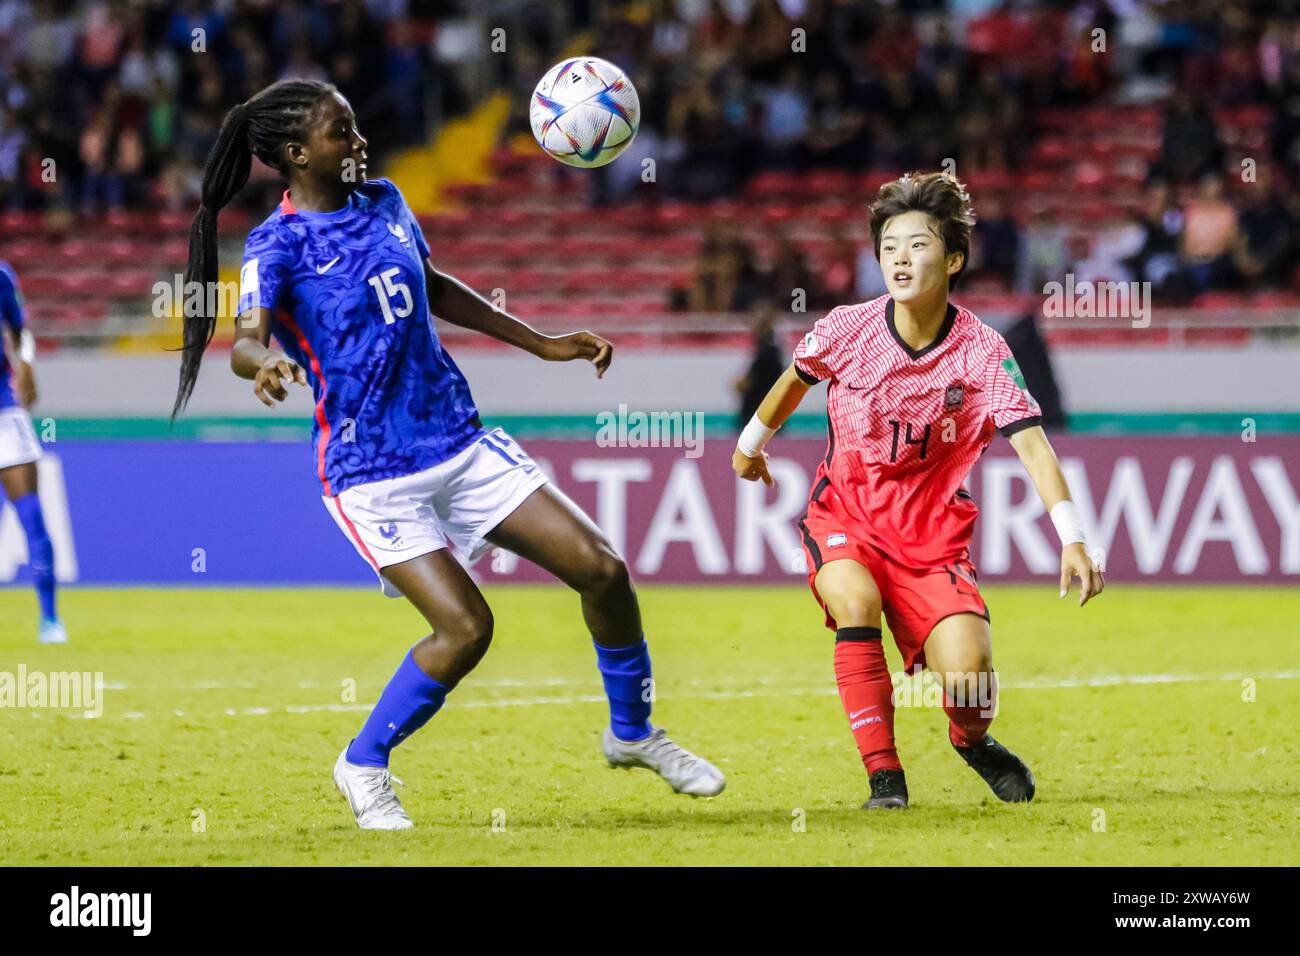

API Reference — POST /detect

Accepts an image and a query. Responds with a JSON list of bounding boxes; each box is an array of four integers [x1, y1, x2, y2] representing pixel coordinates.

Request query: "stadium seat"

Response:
[[1192, 292, 1245, 310], [745, 170, 804, 199]]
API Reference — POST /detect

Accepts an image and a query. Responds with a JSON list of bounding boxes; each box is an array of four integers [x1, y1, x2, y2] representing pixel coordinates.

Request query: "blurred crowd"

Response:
[[1041, 165, 1298, 301], [0, 0, 475, 213], [685, 160, 1298, 314], [568, 0, 1091, 203], [611, 0, 1300, 306], [3, 0, 1299, 305]]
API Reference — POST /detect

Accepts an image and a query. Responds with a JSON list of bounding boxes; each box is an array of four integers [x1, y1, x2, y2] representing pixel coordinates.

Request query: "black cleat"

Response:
[[863, 768, 909, 809], [953, 735, 1035, 803]]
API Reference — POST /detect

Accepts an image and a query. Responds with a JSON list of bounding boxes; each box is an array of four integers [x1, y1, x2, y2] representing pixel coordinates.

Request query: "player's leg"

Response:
[[484, 483, 725, 796], [330, 551, 494, 830], [924, 612, 995, 747], [323, 466, 502, 829], [344, 550, 492, 766], [486, 483, 639, 646], [0, 460, 62, 643], [924, 612, 1034, 802], [813, 558, 906, 808], [382, 551, 495, 687]]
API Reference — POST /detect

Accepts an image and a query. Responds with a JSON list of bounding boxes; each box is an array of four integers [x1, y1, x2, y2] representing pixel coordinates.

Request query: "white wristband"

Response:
[[18, 329, 35, 365], [737, 413, 776, 458], [1049, 500, 1087, 548]]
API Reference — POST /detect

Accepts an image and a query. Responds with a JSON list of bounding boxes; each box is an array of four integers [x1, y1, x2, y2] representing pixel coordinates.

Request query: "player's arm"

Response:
[[1, 272, 36, 408], [231, 307, 307, 407], [731, 363, 813, 487], [423, 260, 611, 377], [1008, 424, 1105, 606]]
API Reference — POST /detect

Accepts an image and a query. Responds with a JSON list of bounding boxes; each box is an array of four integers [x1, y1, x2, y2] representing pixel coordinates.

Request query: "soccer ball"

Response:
[[529, 57, 640, 168]]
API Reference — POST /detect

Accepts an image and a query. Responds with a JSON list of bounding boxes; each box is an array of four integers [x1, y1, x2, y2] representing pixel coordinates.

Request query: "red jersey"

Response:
[[792, 295, 1042, 569]]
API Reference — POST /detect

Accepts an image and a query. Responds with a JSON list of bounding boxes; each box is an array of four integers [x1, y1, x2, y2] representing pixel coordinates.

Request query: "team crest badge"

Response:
[[944, 382, 965, 411]]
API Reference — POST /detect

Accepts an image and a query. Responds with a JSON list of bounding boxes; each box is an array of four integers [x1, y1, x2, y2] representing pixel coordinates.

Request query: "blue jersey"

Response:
[[0, 261, 26, 410], [238, 178, 482, 495]]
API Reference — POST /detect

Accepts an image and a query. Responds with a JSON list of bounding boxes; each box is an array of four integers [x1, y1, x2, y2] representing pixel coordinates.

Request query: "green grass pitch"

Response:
[[1, 585, 1296, 866]]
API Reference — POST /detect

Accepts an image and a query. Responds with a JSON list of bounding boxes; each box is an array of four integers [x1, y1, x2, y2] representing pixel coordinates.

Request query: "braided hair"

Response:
[[172, 79, 337, 419]]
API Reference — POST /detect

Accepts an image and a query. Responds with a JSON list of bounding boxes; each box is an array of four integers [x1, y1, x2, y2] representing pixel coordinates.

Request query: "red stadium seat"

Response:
[[160, 237, 189, 264], [0, 209, 44, 234], [0, 240, 45, 268], [803, 170, 858, 197], [1250, 290, 1300, 308], [704, 199, 747, 226], [14, 274, 62, 295], [1184, 328, 1251, 345], [1032, 137, 1075, 165], [811, 203, 858, 227], [961, 169, 1013, 193], [1192, 292, 1243, 310], [745, 170, 803, 199], [155, 210, 191, 233], [1035, 107, 1083, 131], [861, 170, 904, 195], [108, 271, 155, 297], [760, 205, 800, 226], [651, 204, 696, 229], [56, 238, 97, 261]]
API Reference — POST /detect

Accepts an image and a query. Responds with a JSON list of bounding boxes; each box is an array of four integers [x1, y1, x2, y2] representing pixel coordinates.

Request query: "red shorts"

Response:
[[799, 483, 989, 673]]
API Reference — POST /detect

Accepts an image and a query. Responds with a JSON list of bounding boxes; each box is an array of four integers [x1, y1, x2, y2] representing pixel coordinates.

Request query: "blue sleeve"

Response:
[[387, 180, 430, 259], [0, 264, 26, 332], [408, 206, 430, 260], [238, 225, 295, 314]]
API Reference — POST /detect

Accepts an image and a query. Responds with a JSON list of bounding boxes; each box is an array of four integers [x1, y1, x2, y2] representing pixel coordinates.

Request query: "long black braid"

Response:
[[171, 79, 337, 419]]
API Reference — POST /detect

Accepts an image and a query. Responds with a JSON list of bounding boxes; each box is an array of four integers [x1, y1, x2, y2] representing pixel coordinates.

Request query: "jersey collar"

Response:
[[278, 188, 357, 219], [885, 298, 957, 361]]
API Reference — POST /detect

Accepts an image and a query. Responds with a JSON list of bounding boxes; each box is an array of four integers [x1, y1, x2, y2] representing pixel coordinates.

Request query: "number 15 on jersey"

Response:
[[367, 267, 413, 324]]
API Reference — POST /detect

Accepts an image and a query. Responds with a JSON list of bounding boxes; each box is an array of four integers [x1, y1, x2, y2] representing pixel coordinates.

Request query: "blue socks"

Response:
[[14, 493, 56, 622], [346, 650, 449, 768], [345, 639, 654, 767], [594, 638, 653, 742]]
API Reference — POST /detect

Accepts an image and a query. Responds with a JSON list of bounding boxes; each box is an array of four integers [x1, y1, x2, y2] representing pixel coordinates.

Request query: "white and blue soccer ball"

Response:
[[529, 57, 640, 168]]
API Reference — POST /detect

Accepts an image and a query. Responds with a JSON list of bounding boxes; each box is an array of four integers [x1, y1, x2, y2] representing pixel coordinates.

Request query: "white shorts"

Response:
[[324, 427, 548, 597], [0, 406, 42, 470]]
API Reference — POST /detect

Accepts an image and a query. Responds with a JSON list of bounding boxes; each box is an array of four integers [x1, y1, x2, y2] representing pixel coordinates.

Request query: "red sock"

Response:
[[834, 627, 901, 774], [943, 670, 997, 748]]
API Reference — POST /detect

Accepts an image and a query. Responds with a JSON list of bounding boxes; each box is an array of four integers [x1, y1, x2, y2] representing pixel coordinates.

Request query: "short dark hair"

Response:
[[869, 171, 976, 290]]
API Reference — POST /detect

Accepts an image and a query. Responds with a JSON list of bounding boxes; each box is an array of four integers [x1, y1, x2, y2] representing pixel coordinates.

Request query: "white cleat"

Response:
[[603, 725, 726, 797], [38, 619, 67, 645], [332, 747, 414, 830]]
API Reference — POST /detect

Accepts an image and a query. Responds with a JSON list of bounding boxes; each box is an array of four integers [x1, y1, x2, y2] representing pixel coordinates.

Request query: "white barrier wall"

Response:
[[26, 344, 1300, 418]]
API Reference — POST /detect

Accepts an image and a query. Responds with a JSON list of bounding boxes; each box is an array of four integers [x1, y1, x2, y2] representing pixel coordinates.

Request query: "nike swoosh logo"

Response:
[[848, 707, 877, 719], [316, 256, 341, 274]]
